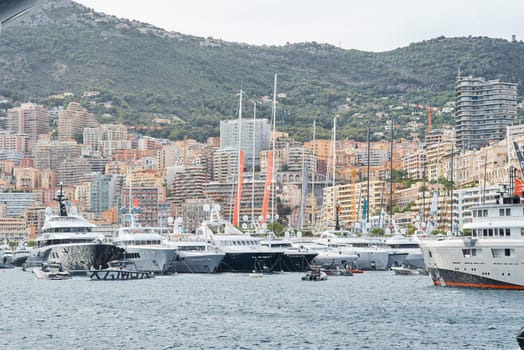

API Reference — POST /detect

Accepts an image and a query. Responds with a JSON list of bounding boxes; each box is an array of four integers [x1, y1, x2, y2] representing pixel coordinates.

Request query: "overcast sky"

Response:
[[75, 0, 523, 52]]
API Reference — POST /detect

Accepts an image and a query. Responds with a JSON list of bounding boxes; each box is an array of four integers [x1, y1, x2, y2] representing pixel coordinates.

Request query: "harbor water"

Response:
[[1, 269, 522, 349]]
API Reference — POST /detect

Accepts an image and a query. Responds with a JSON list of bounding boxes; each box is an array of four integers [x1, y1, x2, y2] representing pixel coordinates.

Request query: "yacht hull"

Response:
[[171, 252, 225, 273], [118, 246, 176, 274], [24, 243, 120, 271], [420, 238, 524, 289], [354, 250, 390, 270], [218, 252, 284, 273], [312, 253, 359, 270], [276, 252, 318, 272], [11, 255, 29, 267], [427, 267, 524, 290]]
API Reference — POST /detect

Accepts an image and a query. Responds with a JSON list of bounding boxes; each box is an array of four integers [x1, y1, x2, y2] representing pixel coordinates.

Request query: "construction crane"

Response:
[[403, 103, 441, 134]]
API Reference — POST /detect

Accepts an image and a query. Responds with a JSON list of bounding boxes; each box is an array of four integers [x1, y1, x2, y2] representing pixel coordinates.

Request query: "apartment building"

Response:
[[219, 118, 270, 169], [58, 102, 99, 141], [6, 103, 49, 141], [455, 76, 517, 151]]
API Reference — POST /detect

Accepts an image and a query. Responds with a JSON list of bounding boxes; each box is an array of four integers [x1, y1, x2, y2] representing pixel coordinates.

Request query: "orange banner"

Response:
[[261, 151, 273, 225], [515, 178, 524, 196]]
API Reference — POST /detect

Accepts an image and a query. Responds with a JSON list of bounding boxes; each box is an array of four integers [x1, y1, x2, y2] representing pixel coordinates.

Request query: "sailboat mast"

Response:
[[389, 117, 394, 232], [251, 101, 256, 229], [332, 116, 337, 188], [332, 116, 337, 225], [271, 74, 277, 226], [450, 144, 454, 234], [366, 120, 370, 225], [311, 120, 316, 227]]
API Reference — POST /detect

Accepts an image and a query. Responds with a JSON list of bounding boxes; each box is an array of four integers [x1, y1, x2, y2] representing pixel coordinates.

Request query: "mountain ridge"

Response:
[[0, 0, 522, 141]]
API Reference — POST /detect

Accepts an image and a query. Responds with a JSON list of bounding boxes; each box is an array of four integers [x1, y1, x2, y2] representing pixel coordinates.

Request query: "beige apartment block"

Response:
[[322, 180, 386, 231], [6, 103, 49, 141], [58, 102, 99, 141]]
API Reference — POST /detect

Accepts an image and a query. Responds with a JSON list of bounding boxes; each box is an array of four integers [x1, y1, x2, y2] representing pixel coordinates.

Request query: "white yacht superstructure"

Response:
[[314, 230, 405, 270]]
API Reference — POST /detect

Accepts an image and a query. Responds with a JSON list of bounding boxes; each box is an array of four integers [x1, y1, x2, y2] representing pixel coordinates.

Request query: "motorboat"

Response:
[[419, 184, 524, 289], [89, 260, 155, 280], [11, 242, 32, 267], [33, 263, 72, 280], [166, 239, 225, 273], [24, 185, 121, 272], [164, 217, 225, 273], [391, 264, 428, 276], [301, 265, 327, 281], [112, 219, 176, 275], [196, 205, 284, 273], [0, 244, 14, 268], [321, 262, 354, 276]]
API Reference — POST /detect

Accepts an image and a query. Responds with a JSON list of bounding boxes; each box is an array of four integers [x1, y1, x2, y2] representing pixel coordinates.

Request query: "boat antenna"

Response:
[[54, 182, 68, 217], [251, 101, 256, 230], [450, 144, 454, 234], [389, 116, 394, 233], [311, 119, 316, 228], [482, 148, 488, 205], [271, 74, 277, 228], [332, 115, 337, 228], [366, 119, 371, 227]]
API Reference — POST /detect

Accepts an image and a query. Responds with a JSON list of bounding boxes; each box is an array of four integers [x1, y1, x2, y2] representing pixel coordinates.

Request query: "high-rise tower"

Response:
[[455, 76, 517, 150]]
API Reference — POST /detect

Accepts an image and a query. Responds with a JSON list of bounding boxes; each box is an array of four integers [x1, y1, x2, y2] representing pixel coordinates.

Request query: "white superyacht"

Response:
[[24, 185, 120, 272], [112, 215, 177, 274], [163, 217, 225, 273], [419, 184, 524, 290]]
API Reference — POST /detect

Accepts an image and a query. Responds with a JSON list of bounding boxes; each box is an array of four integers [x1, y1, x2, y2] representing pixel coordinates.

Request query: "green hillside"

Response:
[[0, 0, 522, 142]]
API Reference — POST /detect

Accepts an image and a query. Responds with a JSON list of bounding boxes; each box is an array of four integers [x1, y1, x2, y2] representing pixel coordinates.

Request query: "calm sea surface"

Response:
[[0, 268, 522, 350]]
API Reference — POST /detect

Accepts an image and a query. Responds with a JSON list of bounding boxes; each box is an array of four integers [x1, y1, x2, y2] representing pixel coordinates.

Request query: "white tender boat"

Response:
[[33, 263, 72, 280], [301, 265, 328, 281], [391, 264, 428, 276]]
